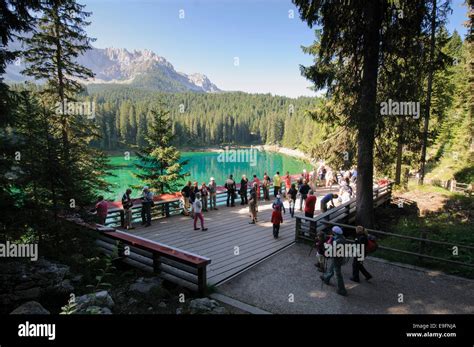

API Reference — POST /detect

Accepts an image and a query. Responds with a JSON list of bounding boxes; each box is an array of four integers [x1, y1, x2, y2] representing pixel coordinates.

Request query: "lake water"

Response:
[[104, 150, 311, 200]]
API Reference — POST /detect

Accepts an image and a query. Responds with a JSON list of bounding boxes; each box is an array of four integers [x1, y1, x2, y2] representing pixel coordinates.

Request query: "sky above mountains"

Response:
[[83, 0, 470, 98]]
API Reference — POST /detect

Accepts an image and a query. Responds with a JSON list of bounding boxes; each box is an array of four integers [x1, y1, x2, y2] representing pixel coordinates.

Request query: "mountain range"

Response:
[[5, 46, 221, 93]]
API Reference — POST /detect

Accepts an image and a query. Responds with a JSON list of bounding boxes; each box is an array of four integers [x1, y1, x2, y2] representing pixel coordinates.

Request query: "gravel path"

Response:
[[217, 243, 474, 314]]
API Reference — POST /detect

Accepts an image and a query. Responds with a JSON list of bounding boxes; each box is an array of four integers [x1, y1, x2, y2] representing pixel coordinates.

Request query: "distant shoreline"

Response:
[[105, 145, 315, 165]]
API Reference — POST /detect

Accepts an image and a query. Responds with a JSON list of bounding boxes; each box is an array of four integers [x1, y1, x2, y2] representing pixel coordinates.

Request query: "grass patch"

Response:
[[375, 186, 474, 279]]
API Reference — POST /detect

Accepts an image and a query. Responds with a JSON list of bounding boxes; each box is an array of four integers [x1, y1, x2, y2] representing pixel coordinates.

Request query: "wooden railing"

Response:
[[97, 229, 211, 296], [295, 183, 393, 243], [104, 182, 281, 227], [412, 178, 473, 196], [63, 217, 211, 296], [321, 220, 474, 269]]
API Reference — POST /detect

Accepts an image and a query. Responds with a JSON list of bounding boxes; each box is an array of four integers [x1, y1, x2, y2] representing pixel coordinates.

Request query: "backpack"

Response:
[[366, 234, 378, 253]]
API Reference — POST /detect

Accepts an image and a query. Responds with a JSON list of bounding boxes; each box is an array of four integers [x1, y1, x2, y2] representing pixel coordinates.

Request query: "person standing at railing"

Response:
[[225, 174, 236, 207], [304, 190, 317, 218], [262, 173, 270, 201], [273, 171, 282, 197], [208, 177, 218, 210], [192, 193, 208, 231], [140, 186, 154, 227], [298, 179, 310, 211], [253, 174, 261, 201], [121, 188, 134, 230], [287, 183, 298, 217], [240, 175, 249, 205], [181, 181, 192, 216], [248, 182, 258, 224], [283, 171, 291, 197], [200, 182, 209, 212], [94, 196, 108, 226], [350, 225, 372, 283], [190, 181, 199, 217]]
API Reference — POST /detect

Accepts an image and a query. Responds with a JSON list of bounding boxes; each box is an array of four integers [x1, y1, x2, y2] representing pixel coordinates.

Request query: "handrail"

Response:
[[321, 221, 474, 269], [63, 214, 212, 295], [294, 182, 393, 242], [321, 221, 474, 250]]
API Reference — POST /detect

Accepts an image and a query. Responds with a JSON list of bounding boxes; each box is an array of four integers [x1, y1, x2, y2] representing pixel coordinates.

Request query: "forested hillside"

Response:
[[86, 87, 326, 150]]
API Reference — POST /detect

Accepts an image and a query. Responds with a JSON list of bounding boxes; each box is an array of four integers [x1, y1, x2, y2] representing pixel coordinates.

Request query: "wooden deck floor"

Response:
[[122, 187, 336, 286]]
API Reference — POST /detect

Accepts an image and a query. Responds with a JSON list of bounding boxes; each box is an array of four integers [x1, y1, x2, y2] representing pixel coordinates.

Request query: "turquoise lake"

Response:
[[104, 150, 312, 200]]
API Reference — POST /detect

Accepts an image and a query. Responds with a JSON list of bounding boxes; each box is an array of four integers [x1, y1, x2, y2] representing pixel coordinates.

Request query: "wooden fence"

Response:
[[295, 183, 393, 243]]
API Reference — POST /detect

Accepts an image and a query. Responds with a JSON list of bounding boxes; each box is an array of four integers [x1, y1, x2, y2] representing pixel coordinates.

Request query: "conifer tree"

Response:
[[135, 106, 189, 194]]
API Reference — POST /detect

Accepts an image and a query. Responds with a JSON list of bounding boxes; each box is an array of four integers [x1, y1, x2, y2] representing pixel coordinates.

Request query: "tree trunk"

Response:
[[355, 0, 384, 229], [419, 0, 437, 185], [395, 121, 404, 185]]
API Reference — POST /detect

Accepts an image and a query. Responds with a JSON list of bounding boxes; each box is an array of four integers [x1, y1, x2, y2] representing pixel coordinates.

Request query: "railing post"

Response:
[[418, 230, 428, 262], [295, 217, 301, 242], [165, 202, 170, 217], [197, 266, 207, 297]]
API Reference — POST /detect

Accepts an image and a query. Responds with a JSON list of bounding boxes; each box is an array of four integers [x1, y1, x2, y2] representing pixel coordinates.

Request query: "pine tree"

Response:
[[135, 106, 189, 194], [22, 0, 95, 159], [21, 0, 110, 209], [0, 0, 42, 239]]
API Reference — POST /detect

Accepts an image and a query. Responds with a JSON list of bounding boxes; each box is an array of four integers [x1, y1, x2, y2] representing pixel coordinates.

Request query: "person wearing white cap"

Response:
[[140, 186, 154, 227], [320, 226, 348, 296], [208, 177, 218, 210]]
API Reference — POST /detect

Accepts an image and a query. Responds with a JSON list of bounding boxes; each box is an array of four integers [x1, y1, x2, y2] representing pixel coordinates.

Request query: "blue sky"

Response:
[[83, 0, 470, 98]]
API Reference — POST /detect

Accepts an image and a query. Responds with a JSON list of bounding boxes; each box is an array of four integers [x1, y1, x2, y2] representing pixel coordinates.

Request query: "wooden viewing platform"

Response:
[[118, 186, 337, 286]]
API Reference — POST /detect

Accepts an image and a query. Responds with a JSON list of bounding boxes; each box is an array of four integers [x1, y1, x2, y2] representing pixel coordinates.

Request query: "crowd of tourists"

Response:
[[93, 164, 359, 231], [92, 163, 382, 297]]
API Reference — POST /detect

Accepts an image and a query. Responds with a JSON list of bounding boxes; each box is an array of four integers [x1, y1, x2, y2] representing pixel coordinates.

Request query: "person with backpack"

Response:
[[192, 193, 208, 231], [225, 174, 236, 207], [121, 188, 134, 230], [350, 225, 373, 282], [272, 194, 286, 214], [320, 226, 348, 296], [271, 205, 283, 239]]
